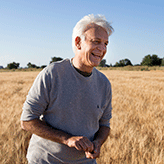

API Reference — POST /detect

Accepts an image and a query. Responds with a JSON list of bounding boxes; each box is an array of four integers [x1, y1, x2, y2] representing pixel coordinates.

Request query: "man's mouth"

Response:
[[91, 53, 101, 58]]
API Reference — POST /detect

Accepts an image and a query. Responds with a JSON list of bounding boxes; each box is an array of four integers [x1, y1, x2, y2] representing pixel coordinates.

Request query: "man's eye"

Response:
[[93, 40, 100, 44]]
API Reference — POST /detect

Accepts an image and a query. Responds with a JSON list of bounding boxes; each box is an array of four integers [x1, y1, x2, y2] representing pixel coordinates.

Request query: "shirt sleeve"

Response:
[[21, 69, 51, 121], [99, 82, 112, 128]]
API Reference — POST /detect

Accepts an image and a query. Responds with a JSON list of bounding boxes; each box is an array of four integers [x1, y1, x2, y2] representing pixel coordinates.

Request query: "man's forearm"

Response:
[[85, 126, 110, 159], [21, 119, 94, 152], [93, 126, 110, 146], [21, 119, 71, 145]]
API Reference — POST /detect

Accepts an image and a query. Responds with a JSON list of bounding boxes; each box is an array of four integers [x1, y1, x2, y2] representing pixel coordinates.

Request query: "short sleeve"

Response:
[[21, 69, 51, 121], [99, 83, 112, 128]]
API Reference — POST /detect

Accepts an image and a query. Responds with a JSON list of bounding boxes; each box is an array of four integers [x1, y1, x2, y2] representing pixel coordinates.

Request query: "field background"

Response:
[[0, 69, 164, 164]]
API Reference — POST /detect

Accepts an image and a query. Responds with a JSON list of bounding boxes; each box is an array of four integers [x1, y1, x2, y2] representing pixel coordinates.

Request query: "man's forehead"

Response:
[[83, 24, 108, 40], [84, 23, 106, 33]]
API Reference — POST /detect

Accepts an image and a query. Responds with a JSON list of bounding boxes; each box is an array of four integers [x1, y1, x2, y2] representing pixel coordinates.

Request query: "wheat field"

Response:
[[0, 70, 164, 164]]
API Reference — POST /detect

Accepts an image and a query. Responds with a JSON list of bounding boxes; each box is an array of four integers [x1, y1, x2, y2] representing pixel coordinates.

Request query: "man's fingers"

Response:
[[77, 137, 93, 152], [85, 141, 101, 159], [85, 149, 100, 159], [75, 139, 87, 151], [74, 142, 83, 151], [85, 151, 98, 159], [82, 137, 94, 152], [66, 136, 94, 152]]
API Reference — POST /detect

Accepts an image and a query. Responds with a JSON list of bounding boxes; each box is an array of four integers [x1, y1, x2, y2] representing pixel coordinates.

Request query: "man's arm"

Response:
[[85, 126, 110, 159], [21, 119, 94, 152]]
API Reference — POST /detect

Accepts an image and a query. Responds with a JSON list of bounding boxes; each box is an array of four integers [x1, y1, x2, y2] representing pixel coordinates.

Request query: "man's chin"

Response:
[[88, 59, 101, 68], [91, 62, 100, 67]]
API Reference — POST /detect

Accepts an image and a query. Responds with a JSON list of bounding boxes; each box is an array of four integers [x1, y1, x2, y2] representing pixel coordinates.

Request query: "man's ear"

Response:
[[75, 36, 81, 50]]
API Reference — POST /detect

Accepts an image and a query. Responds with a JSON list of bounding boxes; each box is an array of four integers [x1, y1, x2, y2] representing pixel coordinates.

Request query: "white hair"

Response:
[[72, 14, 114, 53]]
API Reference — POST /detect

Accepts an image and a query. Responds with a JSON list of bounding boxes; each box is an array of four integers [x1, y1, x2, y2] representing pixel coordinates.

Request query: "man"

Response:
[[21, 14, 114, 164]]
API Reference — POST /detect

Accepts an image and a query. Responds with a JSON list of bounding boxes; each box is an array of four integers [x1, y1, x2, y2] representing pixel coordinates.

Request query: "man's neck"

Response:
[[71, 58, 93, 74], [72, 64, 92, 77]]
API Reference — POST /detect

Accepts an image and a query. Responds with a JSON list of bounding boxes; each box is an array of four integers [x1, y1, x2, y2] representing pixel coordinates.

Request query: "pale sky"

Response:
[[0, 0, 163, 67]]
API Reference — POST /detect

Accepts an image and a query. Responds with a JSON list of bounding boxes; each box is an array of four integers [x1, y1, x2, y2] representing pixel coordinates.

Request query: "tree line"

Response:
[[3, 57, 63, 69], [100, 54, 164, 67], [1, 54, 164, 69]]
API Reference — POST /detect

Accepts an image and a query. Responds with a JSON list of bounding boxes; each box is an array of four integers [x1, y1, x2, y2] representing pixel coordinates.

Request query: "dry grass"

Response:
[[0, 70, 164, 164], [0, 72, 39, 164], [98, 65, 164, 71]]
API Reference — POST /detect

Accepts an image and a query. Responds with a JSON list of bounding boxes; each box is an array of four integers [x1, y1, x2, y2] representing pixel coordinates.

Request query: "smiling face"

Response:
[[74, 24, 109, 73]]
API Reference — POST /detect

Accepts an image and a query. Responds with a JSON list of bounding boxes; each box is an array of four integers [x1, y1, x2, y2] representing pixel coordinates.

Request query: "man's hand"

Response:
[[85, 126, 110, 159], [21, 119, 94, 153], [65, 136, 94, 152], [21, 119, 109, 159], [85, 140, 101, 159]]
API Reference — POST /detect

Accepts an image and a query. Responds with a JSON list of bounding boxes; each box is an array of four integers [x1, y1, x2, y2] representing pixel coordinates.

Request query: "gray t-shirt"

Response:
[[21, 59, 112, 164]]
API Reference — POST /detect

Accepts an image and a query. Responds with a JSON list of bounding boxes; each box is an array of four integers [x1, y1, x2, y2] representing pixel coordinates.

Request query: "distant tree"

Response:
[[27, 62, 38, 68], [141, 54, 161, 66], [161, 58, 164, 66], [114, 58, 133, 67], [109, 63, 113, 67], [141, 54, 152, 66], [50, 57, 63, 64], [7, 62, 20, 69], [114, 62, 119, 67], [40, 65, 47, 69], [151, 54, 161, 66], [99, 59, 106, 67], [122, 58, 133, 66], [105, 64, 110, 67]]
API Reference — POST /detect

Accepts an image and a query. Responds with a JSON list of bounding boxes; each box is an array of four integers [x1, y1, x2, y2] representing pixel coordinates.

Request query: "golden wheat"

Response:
[[0, 70, 164, 164]]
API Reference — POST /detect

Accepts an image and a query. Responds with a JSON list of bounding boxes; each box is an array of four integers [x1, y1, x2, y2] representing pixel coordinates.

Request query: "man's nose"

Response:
[[97, 43, 106, 51]]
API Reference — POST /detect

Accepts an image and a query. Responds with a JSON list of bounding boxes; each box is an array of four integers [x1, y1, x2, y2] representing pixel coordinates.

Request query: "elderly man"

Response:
[[21, 14, 114, 164]]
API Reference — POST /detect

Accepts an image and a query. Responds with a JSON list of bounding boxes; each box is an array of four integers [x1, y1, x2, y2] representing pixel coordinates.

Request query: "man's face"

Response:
[[79, 25, 109, 69]]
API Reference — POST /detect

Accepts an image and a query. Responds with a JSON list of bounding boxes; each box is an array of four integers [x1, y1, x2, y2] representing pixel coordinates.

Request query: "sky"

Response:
[[0, 0, 164, 68]]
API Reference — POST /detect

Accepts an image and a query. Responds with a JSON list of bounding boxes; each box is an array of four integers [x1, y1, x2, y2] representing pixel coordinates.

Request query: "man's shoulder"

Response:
[[44, 59, 70, 72], [49, 59, 70, 68], [36, 59, 70, 80], [93, 68, 110, 83]]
